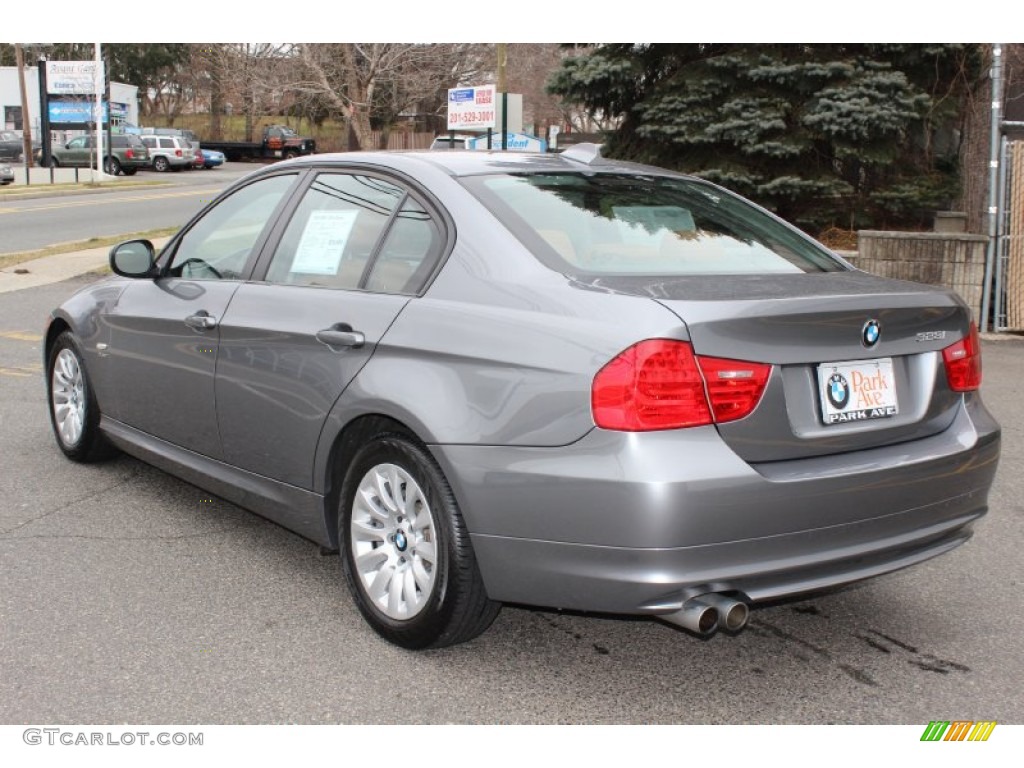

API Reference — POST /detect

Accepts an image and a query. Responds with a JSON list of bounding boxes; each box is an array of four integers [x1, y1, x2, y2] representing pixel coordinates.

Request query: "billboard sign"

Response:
[[447, 85, 496, 130], [46, 61, 105, 95], [48, 99, 109, 124]]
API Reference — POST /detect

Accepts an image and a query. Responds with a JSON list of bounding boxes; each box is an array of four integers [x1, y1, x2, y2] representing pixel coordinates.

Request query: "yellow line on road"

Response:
[[0, 187, 221, 215], [0, 331, 43, 342], [0, 367, 35, 377]]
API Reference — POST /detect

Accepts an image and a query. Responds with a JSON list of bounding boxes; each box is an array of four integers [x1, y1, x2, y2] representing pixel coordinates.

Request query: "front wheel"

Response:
[[47, 331, 117, 462], [339, 434, 499, 649], [104, 156, 121, 175]]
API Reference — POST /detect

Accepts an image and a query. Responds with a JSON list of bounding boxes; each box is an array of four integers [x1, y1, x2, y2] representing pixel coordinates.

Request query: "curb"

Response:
[[0, 237, 172, 294]]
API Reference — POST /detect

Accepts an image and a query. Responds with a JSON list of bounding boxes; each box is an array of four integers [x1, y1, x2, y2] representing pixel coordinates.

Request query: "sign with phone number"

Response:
[[448, 85, 496, 130]]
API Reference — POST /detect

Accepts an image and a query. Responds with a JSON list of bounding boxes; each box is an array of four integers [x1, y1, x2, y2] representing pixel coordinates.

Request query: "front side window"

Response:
[[167, 174, 296, 280], [462, 173, 844, 276], [264, 172, 405, 289]]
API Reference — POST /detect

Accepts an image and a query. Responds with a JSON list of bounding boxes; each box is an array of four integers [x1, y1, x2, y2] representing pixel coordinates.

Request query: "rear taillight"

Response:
[[175, 149, 182, 157], [696, 353, 773, 423], [126, 149, 134, 159], [942, 322, 982, 392], [592, 339, 771, 431]]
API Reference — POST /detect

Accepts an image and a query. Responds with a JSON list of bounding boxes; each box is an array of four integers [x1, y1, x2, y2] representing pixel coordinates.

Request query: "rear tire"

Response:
[[339, 434, 499, 649], [104, 156, 121, 175], [153, 156, 169, 172], [47, 331, 117, 463]]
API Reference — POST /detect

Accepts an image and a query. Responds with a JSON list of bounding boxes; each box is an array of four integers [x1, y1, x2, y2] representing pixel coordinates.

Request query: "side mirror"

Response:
[[110, 240, 157, 278]]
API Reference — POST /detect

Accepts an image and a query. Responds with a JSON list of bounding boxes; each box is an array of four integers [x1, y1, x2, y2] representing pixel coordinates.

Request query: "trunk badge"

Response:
[[862, 320, 881, 348]]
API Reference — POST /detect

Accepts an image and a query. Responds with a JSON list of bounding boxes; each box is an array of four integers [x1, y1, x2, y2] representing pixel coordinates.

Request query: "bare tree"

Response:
[[297, 44, 490, 149]]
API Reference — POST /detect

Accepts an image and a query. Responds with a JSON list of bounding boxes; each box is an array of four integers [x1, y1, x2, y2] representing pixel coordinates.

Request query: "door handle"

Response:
[[316, 325, 365, 349], [184, 311, 218, 330]]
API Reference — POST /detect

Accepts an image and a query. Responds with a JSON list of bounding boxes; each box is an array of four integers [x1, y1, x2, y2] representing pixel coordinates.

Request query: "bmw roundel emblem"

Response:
[[862, 319, 881, 348], [826, 373, 850, 409]]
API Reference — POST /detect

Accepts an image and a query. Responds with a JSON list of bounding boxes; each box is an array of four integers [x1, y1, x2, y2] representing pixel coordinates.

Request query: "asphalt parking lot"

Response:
[[1, 274, 1022, 725]]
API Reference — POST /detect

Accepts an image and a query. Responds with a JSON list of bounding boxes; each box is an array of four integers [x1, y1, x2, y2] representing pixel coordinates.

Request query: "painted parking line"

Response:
[[0, 331, 44, 342], [0, 366, 40, 377]]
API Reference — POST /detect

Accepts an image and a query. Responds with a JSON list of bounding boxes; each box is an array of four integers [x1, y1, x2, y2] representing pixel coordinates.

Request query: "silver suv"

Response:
[[139, 135, 196, 172]]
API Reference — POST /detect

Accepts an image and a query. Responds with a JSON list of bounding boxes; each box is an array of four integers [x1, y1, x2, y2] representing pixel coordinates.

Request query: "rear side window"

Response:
[[265, 173, 403, 290], [462, 173, 843, 276]]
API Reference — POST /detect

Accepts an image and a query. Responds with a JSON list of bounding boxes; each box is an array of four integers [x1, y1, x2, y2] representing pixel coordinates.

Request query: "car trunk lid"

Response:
[[578, 271, 972, 462]]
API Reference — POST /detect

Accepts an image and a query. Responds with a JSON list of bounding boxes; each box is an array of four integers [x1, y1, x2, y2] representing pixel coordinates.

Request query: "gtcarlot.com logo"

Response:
[[23, 728, 203, 747], [920, 720, 997, 742]]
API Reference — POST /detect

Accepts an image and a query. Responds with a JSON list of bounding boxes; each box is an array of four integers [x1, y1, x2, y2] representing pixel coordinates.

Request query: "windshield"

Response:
[[461, 173, 844, 276]]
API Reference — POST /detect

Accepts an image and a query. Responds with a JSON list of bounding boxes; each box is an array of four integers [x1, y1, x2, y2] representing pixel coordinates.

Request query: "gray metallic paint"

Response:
[[46, 149, 1003, 624]]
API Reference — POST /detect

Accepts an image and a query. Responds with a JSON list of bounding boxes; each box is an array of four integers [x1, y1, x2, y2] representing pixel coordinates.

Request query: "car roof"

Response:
[[280, 145, 689, 181]]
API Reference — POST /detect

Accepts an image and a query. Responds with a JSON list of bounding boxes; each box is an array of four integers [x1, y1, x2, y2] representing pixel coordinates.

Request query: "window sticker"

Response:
[[291, 209, 359, 275]]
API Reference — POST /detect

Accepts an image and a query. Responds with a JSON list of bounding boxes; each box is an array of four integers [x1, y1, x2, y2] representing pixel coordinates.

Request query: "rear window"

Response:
[[461, 173, 844, 276]]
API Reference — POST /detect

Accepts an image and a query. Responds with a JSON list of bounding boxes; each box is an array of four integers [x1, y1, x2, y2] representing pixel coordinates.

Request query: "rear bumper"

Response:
[[431, 395, 999, 614]]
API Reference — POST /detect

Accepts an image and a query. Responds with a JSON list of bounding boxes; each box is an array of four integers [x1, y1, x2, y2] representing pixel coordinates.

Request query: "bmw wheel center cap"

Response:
[[862, 319, 881, 348]]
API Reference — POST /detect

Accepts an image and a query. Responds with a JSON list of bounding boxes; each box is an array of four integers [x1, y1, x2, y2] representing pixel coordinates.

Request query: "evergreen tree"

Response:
[[549, 44, 979, 232]]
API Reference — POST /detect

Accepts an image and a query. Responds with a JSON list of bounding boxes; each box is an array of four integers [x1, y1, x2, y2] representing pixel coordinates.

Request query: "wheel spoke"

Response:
[[387, 567, 404, 615], [367, 564, 393, 602], [412, 558, 432, 593], [403, 568, 419, 609], [351, 519, 387, 542], [414, 539, 436, 565], [355, 548, 388, 573], [357, 487, 390, 522], [373, 469, 399, 513]]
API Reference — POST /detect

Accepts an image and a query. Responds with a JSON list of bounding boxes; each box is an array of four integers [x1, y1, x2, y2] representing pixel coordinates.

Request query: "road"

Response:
[[0, 163, 255, 254], [1, 273, 1022, 727]]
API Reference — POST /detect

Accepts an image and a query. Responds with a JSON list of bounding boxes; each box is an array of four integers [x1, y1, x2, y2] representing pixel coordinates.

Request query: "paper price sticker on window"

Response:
[[448, 85, 496, 130], [291, 210, 358, 276]]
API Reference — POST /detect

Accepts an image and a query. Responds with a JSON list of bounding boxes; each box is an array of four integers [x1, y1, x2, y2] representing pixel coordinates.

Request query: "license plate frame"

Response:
[[817, 358, 898, 426]]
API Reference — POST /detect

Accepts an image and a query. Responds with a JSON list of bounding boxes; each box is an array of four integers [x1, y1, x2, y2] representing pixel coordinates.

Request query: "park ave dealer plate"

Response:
[[817, 358, 898, 425]]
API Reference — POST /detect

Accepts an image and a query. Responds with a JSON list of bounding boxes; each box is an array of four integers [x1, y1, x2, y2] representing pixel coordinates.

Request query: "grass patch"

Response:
[[0, 179, 167, 197], [0, 227, 178, 271]]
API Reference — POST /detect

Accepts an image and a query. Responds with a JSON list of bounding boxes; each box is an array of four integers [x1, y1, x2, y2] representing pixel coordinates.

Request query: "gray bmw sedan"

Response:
[[45, 145, 1000, 648]]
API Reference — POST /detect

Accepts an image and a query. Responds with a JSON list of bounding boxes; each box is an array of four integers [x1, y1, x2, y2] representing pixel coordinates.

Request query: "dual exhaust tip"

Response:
[[660, 593, 749, 636]]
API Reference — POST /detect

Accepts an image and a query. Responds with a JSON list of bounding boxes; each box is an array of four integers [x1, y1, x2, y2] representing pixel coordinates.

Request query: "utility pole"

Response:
[[981, 43, 1004, 333], [14, 44, 35, 168], [496, 43, 508, 151]]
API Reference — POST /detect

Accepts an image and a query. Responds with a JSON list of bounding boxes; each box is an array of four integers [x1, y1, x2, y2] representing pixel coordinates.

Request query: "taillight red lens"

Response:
[[126, 149, 134, 159], [175, 149, 182, 157], [942, 322, 982, 392], [696, 354, 773, 423], [592, 340, 771, 431]]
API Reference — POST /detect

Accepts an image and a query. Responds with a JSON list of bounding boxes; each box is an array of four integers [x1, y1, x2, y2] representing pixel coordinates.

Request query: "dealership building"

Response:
[[0, 65, 139, 142]]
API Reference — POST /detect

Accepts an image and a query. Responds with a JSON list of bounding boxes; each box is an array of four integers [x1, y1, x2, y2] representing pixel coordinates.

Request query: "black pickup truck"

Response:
[[200, 125, 316, 162]]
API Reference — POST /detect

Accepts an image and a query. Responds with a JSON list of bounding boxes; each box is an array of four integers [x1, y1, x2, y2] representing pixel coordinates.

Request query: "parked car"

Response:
[[0, 129, 40, 163], [142, 126, 200, 146], [48, 134, 150, 175], [199, 147, 225, 169], [0, 163, 13, 185], [191, 148, 205, 169], [139, 135, 196, 172], [429, 134, 474, 150], [44, 146, 1000, 650]]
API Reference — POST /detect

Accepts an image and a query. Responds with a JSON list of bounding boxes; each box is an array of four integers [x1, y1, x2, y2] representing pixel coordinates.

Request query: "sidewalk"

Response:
[[0, 237, 171, 294]]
